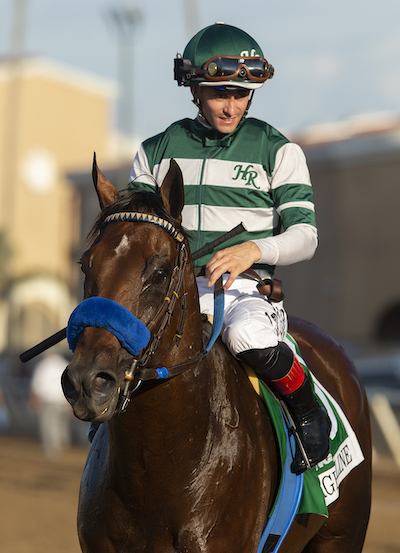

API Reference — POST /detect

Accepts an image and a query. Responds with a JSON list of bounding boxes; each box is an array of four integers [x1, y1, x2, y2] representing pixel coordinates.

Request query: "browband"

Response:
[[104, 212, 185, 243]]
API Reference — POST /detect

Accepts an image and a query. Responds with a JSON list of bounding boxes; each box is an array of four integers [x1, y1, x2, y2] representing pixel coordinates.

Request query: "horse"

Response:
[[61, 158, 372, 553]]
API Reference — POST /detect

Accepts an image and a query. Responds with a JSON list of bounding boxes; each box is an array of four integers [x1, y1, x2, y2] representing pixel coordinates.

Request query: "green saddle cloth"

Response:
[[259, 335, 365, 517]]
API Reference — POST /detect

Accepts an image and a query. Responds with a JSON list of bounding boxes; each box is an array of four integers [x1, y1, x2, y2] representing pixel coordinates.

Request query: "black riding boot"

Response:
[[281, 371, 331, 474], [237, 344, 331, 474]]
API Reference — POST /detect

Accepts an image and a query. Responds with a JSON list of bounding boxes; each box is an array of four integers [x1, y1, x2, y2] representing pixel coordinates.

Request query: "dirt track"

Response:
[[0, 436, 399, 552]]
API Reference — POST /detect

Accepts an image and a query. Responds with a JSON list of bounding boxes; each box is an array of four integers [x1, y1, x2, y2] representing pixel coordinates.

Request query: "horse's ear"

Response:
[[160, 159, 184, 222], [92, 152, 119, 209]]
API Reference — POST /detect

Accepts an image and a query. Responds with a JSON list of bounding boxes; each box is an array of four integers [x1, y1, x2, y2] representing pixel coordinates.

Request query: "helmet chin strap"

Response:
[[191, 89, 255, 129], [191, 96, 212, 128], [242, 90, 255, 122]]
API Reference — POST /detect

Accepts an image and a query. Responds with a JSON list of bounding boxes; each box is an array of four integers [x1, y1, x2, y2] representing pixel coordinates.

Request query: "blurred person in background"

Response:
[[29, 350, 71, 458], [0, 386, 10, 433], [0, 355, 10, 433]]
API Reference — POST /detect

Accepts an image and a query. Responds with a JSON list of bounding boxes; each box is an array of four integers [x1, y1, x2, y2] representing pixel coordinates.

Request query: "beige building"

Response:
[[0, 57, 119, 356]]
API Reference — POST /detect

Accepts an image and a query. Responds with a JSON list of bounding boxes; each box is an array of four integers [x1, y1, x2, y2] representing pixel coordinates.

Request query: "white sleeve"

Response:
[[251, 224, 318, 266], [129, 144, 156, 187]]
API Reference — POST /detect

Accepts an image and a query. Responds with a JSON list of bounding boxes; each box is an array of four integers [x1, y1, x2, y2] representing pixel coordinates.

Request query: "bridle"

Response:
[[100, 211, 223, 413], [65, 212, 278, 414]]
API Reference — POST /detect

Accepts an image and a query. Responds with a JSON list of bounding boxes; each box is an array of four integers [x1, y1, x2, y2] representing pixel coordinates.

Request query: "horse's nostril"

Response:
[[61, 369, 77, 404], [91, 372, 117, 394]]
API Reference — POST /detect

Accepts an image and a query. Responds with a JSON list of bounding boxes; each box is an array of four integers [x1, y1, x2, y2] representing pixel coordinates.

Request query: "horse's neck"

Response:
[[106, 344, 276, 514], [108, 271, 207, 462], [106, 269, 267, 485]]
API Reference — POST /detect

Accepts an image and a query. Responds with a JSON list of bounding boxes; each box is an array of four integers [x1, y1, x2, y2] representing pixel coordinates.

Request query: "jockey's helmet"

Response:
[[174, 22, 274, 90]]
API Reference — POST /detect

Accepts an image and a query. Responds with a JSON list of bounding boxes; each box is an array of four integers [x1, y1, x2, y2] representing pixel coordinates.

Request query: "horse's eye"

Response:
[[152, 269, 168, 285]]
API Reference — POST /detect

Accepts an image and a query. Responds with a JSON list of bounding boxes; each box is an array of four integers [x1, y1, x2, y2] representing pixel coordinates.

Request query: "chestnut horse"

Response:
[[62, 159, 372, 553]]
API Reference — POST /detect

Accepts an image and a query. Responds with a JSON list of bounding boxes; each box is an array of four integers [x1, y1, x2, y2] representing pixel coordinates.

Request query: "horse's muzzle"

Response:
[[62, 361, 121, 422]]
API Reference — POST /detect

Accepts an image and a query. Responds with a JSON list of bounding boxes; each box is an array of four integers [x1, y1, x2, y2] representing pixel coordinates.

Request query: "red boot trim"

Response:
[[268, 356, 305, 395]]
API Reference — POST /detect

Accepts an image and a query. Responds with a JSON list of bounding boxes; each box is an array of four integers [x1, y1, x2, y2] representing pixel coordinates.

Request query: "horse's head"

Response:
[[62, 156, 199, 422]]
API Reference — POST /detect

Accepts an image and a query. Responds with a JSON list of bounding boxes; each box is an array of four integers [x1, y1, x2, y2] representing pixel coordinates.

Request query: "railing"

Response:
[[369, 392, 400, 468]]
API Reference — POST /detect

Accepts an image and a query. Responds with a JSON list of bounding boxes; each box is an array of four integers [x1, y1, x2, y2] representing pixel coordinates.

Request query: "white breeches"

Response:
[[196, 275, 288, 357]]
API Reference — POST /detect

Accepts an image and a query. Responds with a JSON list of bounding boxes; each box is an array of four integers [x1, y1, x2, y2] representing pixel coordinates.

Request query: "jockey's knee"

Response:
[[221, 310, 278, 357], [236, 342, 294, 380], [221, 317, 278, 357]]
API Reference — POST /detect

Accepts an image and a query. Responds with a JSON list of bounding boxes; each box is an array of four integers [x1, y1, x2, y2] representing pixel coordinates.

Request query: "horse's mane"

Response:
[[86, 187, 188, 245]]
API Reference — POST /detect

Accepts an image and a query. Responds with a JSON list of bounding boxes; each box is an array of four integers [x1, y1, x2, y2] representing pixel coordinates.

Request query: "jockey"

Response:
[[129, 22, 331, 474]]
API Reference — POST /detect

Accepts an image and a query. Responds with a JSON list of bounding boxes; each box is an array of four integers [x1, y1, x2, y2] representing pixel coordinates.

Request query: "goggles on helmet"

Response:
[[204, 56, 273, 82], [174, 55, 274, 86]]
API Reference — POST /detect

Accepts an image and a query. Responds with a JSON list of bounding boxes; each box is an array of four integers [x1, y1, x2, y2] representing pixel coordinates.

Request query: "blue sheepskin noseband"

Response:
[[67, 297, 151, 356]]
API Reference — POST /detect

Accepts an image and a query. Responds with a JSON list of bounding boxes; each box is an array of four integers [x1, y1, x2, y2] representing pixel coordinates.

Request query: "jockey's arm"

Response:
[[206, 224, 317, 290]]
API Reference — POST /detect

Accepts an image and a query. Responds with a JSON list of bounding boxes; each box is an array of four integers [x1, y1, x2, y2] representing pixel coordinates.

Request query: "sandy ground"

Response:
[[0, 435, 399, 553]]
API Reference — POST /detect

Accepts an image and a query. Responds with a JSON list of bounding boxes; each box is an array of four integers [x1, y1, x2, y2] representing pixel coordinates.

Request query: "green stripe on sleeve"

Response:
[[280, 207, 316, 230]]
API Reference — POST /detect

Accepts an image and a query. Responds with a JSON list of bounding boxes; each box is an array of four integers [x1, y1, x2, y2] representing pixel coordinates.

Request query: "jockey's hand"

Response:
[[206, 241, 262, 290]]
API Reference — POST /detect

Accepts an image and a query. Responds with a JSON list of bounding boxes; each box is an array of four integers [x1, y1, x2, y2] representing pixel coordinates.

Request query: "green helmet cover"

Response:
[[183, 23, 264, 67]]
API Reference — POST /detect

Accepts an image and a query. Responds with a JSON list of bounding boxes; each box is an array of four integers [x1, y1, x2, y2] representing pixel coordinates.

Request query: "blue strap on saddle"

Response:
[[257, 410, 304, 553]]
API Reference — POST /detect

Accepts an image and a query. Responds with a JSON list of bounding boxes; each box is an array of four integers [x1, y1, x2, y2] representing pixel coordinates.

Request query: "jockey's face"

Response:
[[194, 86, 250, 134]]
